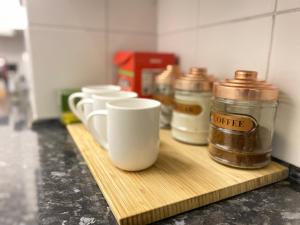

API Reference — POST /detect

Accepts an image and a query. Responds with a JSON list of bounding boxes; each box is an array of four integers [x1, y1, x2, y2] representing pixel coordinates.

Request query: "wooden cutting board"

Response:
[[67, 124, 288, 225]]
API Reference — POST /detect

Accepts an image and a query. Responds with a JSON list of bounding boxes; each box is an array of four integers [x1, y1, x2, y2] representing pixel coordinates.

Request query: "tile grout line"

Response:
[[197, 12, 273, 29], [158, 6, 300, 37], [104, 0, 109, 84], [107, 29, 156, 36], [155, 0, 159, 51], [194, 0, 200, 67], [265, 0, 278, 81], [29, 23, 156, 36], [158, 26, 199, 37], [276, 6, 300, 15], [158, 12, 273, 36]]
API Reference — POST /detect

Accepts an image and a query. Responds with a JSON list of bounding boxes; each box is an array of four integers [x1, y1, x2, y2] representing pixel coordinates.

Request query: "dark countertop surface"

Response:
[[1, 97, 300, 225]]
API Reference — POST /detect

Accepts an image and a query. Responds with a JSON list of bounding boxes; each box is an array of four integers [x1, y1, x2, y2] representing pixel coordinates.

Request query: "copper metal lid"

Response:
[[213, 70, 279, 101], [155, 65, 182, 86], [175, 67, 213, 92]]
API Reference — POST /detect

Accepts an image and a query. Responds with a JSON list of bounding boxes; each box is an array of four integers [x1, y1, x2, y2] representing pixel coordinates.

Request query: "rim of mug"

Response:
[[91, 91, 137, 100], [82, 85, 121, 93], [107, 98, 161, 110]]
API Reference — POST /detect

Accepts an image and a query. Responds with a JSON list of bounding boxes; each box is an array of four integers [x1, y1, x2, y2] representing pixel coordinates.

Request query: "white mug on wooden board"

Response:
[[68, 85, 121, 123], [87, 98, 161, 171], [78, 91, 138, 148]]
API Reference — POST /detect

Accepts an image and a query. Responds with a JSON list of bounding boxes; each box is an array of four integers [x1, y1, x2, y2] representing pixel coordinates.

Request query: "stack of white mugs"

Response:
[[68, 85, 161, 172]]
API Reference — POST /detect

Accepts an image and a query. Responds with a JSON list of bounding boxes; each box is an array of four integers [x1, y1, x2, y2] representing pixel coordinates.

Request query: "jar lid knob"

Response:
[[235, 70, 257, 80], [190, 67, 207, 75]]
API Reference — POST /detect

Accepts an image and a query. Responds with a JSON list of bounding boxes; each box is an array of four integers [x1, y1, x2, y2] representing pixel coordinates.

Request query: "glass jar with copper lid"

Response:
[[208, 70, 279, 169], [154, 65, 181, 128], [172, 67, 214, 144]]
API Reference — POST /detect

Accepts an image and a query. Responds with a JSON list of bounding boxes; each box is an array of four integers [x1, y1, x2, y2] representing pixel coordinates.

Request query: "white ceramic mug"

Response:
[[68, 85, 120, 123], [87, 98, 161, 171], [78, 91, 138, 148]]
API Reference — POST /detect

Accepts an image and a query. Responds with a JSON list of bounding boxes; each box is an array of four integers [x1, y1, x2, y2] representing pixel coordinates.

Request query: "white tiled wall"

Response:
[[28, 27, 106, 119], [157, 0, 275, 75], [277, 0, 300, 10], [196, 17, 272, 79], [268, 11, 300, 167], [158, 30, 197, 71], [25, 0, 156, 120], [26, 0, 107, 29], [25, 0, 300, 166], [198, 0, 275, 25], [108, 0, 157, 33], [157, 0, 300, 166], [157, 0, 198, 33]]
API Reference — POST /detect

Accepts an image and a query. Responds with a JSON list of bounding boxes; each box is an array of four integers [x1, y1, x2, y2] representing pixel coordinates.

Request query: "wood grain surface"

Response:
[[67, 124, 288, 225]]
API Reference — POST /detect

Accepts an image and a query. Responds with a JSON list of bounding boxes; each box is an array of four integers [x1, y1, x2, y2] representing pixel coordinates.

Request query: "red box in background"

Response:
[[114, 51, 177, 98]]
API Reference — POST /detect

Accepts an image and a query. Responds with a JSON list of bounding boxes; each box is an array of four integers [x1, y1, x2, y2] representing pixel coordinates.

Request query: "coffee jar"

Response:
[[208, 70, 279, 169], [154, 65, 181, 128], [171, 67, 213, 144]]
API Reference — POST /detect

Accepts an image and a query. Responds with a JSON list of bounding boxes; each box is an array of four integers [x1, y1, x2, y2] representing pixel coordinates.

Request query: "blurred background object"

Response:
[[114, 51, 176, 98], [59, 88, 81, 125], [0, 0, 27, 36]]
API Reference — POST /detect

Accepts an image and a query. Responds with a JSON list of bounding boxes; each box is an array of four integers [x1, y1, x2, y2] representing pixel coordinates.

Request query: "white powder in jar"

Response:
[[171, 91, 212, 144]]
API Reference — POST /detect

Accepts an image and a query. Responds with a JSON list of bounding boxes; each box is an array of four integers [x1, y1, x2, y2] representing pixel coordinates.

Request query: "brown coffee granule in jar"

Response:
[[208, 143, 271, 168], [209, 125, 271, 152], [208, 125, 272, 168]]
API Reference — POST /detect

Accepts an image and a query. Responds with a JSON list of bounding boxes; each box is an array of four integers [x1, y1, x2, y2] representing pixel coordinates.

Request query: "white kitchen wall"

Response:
[[25, 0, 300, 166], [268, 9, 300, 167], [157, 0, 300, 167], [25, 0, 157, 120], [157, 0, 275, 78]]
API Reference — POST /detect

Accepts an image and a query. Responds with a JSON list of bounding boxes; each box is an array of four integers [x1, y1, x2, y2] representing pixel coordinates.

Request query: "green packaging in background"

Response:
[[59, 88, 81, 125]]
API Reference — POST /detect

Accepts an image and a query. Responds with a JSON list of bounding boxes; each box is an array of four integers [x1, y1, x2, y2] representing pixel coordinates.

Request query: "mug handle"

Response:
[[68, 92, 84, 119], [76, 98, 94, 123], [86, 109, 108, 150]]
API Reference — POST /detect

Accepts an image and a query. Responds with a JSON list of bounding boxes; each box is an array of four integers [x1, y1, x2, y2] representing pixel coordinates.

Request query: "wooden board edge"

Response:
[[119, 167, 289, 225], [67, 125, 289, 225], [67, 125, 124, 224]]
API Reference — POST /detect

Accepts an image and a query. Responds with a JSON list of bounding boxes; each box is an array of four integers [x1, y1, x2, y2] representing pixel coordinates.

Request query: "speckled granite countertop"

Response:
[[0, 101, 300, 225]]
